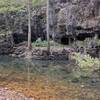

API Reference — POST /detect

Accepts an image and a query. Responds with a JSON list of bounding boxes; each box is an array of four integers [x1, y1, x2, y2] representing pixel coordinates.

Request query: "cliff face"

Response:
[[0, 0, 100, 44], [49, 0, 100, 44], [0, 34, 14, 54], [0, 8, 46, 44], [56, 0, 100, 33]]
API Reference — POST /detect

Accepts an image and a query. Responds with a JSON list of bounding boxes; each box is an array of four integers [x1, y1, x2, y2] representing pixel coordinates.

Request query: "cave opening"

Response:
[[76, 32, 95, 41], [13, 14, 46, 44], [61, 35, 74, 45]]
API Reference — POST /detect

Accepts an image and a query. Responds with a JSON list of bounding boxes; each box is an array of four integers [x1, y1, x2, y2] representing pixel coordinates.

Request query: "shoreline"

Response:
[[9, 45, 73, 60]]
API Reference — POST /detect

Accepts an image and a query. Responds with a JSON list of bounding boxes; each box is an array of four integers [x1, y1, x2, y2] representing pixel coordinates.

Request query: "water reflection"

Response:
[[0, 56, 69, 84]]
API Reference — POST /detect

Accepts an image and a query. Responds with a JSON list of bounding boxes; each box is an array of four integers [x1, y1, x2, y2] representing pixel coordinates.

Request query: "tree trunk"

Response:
[[47, 0, 50, 54], [28, 0, 32, 50], [25, 0, 32, 59]]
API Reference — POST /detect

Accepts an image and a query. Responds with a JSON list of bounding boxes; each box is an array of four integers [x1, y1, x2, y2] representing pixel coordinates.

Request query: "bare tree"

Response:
[[47, 0, 50, 54], [27, 0, 32, 50], [26, 0, 32, 59]]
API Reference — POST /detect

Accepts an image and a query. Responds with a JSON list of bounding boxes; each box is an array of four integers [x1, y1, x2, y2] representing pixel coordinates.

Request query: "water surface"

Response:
[[0, 56, 99, 100]]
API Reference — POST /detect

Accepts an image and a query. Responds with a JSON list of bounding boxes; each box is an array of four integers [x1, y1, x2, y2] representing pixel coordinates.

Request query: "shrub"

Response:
[[71, 53, 100, 77], [96, 39, 100, 46]]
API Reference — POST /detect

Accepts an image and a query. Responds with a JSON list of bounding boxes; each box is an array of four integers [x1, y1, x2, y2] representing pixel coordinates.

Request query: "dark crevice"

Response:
[[76, 32, 95, 41], [61, 35, 74, 45]]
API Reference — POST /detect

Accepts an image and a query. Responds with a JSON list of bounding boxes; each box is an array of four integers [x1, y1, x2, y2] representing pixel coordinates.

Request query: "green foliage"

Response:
[[0, 30, 12, 36], [71, 53, 100, 77], [32, 41, 48, 47], [32, 40, 63, 47], [0, 0, 25, 13], [96, 39, 100, 46], [0, 0, 46, 13], [32, 0, 46, 7]]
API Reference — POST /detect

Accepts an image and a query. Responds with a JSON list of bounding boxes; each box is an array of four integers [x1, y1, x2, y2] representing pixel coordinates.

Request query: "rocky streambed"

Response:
[[9, 42, 72, 60], [0, 88, 34, 100], [9, 41, 100, 59]]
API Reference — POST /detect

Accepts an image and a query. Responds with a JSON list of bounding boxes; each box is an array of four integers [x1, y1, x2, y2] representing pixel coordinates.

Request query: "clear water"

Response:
[[0, 55, 99, 87], [0, 56, 73, 82], [0, 56, 99, 99]]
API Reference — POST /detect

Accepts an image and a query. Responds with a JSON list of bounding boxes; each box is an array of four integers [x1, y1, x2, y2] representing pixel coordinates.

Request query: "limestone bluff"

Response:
[[0, 0, 100, 54]]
